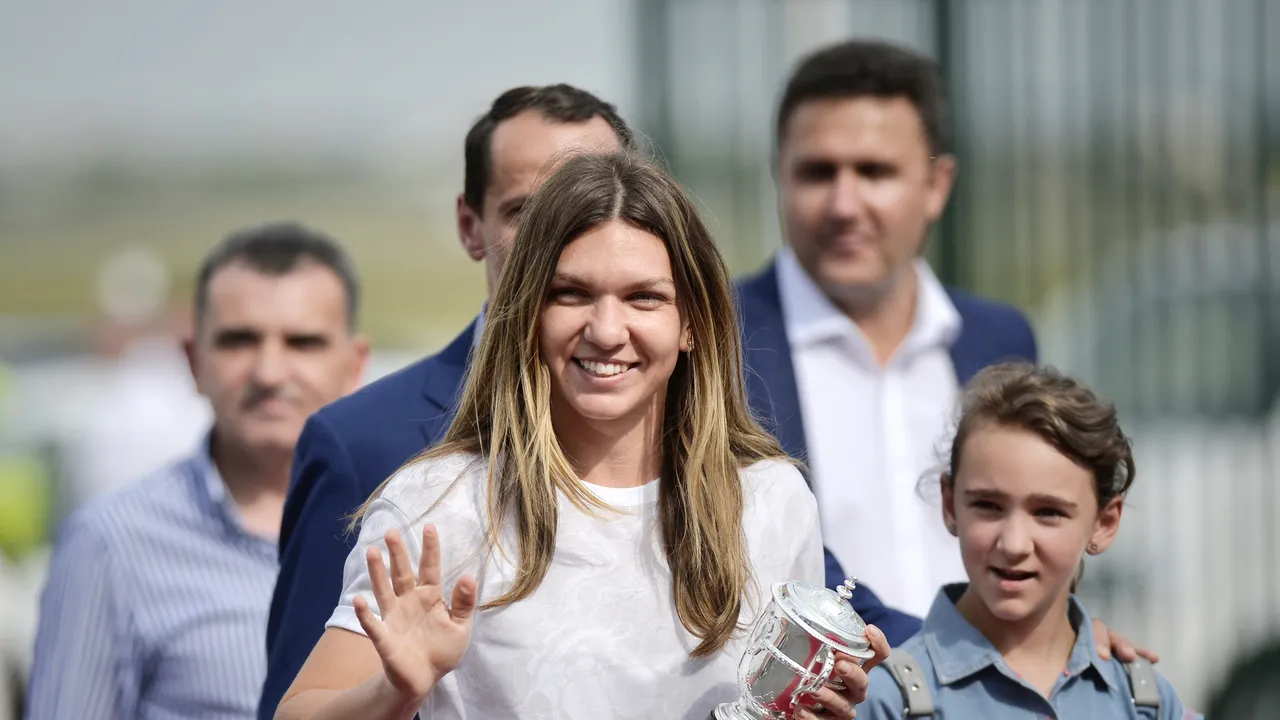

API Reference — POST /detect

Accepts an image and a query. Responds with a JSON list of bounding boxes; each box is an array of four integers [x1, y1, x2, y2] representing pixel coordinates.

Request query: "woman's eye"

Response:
[[549, 287, 587, 301]]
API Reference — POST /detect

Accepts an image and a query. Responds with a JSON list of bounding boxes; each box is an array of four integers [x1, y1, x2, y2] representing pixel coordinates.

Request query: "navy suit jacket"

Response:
[[735, 260, 1039, 644], [259, 323, 473, 720]]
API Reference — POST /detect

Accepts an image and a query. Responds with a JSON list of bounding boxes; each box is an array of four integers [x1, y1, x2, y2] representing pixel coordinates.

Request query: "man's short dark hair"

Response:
[[463, 84, 635, 214], [776, 39, 949, 157], [195, 221, 360, 332]]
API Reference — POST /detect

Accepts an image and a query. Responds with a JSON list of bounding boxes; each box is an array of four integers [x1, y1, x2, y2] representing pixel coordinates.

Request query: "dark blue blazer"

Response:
[[735, 260, 1039, 644], [259, 323, 473, 720]]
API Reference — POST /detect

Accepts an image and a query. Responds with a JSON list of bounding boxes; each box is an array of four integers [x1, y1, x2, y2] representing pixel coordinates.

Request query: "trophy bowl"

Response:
[[713, 577, 874, 720]]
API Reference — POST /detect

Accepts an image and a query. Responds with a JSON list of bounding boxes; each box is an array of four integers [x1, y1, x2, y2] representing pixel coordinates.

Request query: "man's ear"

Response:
[[183, 333, 204, 395], [457, 194, 486, 262], [345, 335, 371, 393], [923, 153, 957, 224]]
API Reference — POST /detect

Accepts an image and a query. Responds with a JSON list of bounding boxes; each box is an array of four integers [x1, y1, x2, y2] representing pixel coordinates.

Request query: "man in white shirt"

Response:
[[737, 39, 1038, 619]]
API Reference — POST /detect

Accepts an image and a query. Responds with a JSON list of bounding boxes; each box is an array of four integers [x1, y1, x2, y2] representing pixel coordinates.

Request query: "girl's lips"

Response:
[[991, 567, 1036, 581]]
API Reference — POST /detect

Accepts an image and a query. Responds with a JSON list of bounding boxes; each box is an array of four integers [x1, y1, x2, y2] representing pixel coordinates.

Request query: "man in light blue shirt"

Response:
[[26, 222, 369, 719], [860, 584, 1202, 719]]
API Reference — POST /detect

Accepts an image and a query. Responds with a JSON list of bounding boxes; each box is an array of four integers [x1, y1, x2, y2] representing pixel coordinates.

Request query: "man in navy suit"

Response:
[[256, 86, 630, 718], [744, 35, 1151, 667], [737, 39, 1038, 623], [258, 84, 919, 719], [738, 39, 1148, 663]]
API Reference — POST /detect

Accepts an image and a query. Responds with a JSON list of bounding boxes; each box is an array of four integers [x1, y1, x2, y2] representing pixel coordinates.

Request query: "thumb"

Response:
[[860, 625, 891, 672], [450, 576, 478, 623]]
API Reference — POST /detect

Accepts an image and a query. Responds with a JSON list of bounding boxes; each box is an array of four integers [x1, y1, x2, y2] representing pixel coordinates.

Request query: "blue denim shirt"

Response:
[[860, 584, 1202, 720]]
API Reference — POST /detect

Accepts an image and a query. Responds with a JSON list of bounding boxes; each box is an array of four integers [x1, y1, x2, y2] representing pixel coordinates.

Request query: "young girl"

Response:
[[860, 362, 1200, 719], [275, 151, 888, 720]]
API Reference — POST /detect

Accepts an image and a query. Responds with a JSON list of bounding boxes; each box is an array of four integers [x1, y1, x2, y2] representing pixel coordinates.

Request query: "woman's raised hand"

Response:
[[353, 525, 477, 703]]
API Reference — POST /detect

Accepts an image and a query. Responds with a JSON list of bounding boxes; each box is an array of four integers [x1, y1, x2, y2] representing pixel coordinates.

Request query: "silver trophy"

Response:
[[713, 577, 874, 719]]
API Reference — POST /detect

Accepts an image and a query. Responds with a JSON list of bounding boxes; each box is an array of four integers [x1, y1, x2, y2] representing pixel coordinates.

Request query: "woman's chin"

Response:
[[560, 398, 642, 425]]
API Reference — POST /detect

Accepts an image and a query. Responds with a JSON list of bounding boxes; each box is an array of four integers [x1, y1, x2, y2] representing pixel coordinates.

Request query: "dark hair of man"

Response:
[[194, 221, 360, 332], [462, 84, 635, 214], [775, 39, 950, 157]]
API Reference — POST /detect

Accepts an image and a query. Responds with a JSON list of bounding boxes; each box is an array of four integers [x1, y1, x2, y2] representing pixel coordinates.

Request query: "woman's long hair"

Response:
[[357, 150, 787, 657]]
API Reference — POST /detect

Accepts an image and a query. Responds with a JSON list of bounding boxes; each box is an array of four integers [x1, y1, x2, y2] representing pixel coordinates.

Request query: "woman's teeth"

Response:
[[578, 359, 629, 376]]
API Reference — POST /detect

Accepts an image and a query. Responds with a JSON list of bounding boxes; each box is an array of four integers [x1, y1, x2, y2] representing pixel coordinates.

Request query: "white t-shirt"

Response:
[[326, 452, 824, 719]]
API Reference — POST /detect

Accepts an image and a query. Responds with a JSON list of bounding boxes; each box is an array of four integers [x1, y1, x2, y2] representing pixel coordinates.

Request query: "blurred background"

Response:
[[0, 0, 1275, 715]]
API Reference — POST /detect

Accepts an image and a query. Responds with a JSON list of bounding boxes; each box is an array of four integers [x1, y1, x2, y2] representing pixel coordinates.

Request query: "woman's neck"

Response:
[[955, 587, 1078, 697], [551, 403, 664, 489]]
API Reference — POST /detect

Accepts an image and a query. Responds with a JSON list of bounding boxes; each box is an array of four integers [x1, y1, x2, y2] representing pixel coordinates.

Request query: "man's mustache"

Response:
[[242, 383, 302, 410]]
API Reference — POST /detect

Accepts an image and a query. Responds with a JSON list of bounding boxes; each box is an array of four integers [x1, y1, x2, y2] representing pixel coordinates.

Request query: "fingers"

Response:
[[860, 625, 891, 673], [385, 529, 419, 596], [796, 649, 873, 720], [1094, 620, 1159, 664], [799, 684, 855, 719], [1094, 618, 1125, 662], [836, 651, 871, 704], [418, 525, 442, 588], [1109, 633, 1138, 664], [365, 545, 396, 614], [1093, 619, 1112, 660], [450, 575, 478, 622], [353, 594, 389, 647]]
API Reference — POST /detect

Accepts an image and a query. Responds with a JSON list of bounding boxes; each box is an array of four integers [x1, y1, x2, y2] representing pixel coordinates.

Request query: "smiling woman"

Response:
[[540, 220, 689, 445], [273, 151, 890, 720]]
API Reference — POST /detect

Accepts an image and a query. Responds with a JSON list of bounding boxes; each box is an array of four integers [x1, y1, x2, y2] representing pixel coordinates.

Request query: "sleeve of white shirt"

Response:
[[25, 510, 141, 720], [745, 459, 825, 588], [790, 473, 826, 588], [325, 495, 421, 636]]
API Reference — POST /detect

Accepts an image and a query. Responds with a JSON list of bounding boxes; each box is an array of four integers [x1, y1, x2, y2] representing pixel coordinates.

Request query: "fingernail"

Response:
[[837, 661, 852, 674]]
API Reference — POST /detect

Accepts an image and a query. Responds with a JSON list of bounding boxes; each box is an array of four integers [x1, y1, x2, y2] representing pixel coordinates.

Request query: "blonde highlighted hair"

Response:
[[356, 151, 788, 657]]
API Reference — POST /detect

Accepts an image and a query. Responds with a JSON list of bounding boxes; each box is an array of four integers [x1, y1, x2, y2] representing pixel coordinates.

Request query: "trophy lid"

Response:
[[772, 577, 874, 658]]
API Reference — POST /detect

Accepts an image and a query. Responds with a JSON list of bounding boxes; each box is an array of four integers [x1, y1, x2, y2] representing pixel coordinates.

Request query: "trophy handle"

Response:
[[790, 643, 836, 713]]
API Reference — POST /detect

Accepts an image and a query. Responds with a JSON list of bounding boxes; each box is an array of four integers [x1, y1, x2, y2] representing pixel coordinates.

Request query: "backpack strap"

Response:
[[882, 649, 936, 717], [1124, 658, 1162, 711]]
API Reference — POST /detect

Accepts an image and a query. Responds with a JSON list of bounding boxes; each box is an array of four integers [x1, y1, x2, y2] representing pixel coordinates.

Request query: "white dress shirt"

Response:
[[777, 247, 967, 618]]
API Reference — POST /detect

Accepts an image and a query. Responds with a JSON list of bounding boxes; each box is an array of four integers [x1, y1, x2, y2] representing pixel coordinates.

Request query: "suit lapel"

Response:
[[418, 320, 476, 445], [738, 263, 810, 465], [947, 320, 986, 385], [945, 290, 1001, 385]]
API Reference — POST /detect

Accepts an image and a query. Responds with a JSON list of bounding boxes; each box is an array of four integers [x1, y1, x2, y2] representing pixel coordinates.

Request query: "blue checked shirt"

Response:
[[26, 439, 278, 719]]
